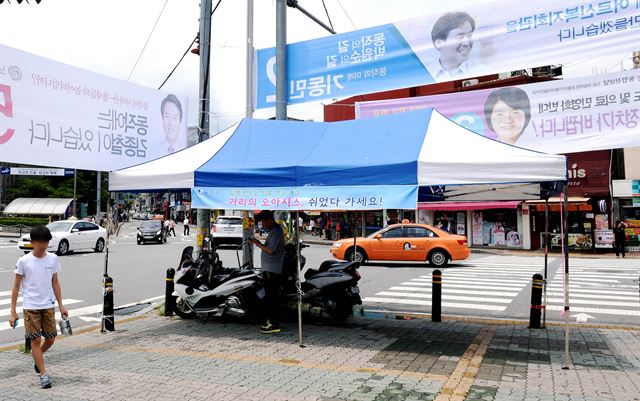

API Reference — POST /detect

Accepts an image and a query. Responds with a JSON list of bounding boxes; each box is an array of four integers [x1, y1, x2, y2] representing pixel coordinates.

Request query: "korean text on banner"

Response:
[[255, 0, 640, 108], [356, 69, 640, 154], [0, 44, 188, 171], [191, 186, 418, 211]]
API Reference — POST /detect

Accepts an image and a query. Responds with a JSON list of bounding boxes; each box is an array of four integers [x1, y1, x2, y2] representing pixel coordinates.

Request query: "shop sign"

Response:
[[594, 229, 614, 248], [565, 150, 611, 196]]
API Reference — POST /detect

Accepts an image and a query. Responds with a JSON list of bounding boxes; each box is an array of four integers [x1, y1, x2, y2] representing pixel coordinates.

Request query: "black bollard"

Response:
[[102, 274, 114, 332], [529, 273, 544, 329], [432, 269, 442, 322], [165, 268, 175, 317]]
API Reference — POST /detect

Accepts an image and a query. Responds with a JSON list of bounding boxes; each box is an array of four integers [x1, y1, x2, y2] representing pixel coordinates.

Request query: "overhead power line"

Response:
[[128, 0, 170, 81], [157, 0, 223, 90], [336, 0, 356, 30]]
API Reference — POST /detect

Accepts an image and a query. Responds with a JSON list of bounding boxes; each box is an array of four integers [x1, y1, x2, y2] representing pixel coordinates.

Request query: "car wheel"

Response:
[[428, 250, 448, 267], [57, 240, 69, 256], [24, 251, 30, 254], [137, 238, 142, 245], [94, 238, 105, 253], [345, 248, 366, 263]]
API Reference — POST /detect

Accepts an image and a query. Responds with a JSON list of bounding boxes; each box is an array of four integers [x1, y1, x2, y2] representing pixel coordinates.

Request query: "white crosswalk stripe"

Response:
[[363, 264, 537, 312], [546, 266, 640, 318]]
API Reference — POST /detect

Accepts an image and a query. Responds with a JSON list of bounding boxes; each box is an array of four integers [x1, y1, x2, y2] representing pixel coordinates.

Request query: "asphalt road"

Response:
[[1, 222, 638, 345]]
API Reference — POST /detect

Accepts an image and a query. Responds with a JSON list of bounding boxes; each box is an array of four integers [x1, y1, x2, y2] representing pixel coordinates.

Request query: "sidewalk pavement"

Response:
[[298, 234, 640, 259], [1, 311, 639, 401]]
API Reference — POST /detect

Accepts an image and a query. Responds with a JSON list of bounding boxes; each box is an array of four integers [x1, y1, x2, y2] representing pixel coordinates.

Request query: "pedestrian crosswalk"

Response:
[[545, 263, 640, 318], [363, 261, 540, 313], [362, 259, 640, 320]]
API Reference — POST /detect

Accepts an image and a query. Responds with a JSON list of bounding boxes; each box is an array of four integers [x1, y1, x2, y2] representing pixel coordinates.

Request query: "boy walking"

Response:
[[9, 225, 68, 389]]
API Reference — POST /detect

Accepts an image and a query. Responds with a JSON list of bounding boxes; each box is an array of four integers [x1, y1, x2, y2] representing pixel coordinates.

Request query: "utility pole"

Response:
[[96, 172, 101, 220], [72, 169, 77, 217], [275, 0, 287, 121], [242, 0, 255, 267], [196, 0, 213, 255]]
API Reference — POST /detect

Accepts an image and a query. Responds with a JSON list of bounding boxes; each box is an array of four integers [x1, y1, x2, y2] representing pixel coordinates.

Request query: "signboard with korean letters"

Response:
[[0, 44, 188, 171], [256, 0, 640, 108]]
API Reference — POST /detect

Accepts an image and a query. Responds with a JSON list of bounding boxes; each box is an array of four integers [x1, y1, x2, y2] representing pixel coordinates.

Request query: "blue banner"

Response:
[[191, 185, 418, 211], [255, 0, 640, 108]]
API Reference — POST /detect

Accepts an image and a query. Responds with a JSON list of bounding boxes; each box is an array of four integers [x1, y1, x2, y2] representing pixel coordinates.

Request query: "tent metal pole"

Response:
[[543, 198, 549, 328], [295, 211, 304, 347], [562, 184, 570, 369]]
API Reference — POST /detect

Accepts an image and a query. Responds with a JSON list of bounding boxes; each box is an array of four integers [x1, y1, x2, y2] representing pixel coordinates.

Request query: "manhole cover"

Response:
[[114, 303, 151, 315]]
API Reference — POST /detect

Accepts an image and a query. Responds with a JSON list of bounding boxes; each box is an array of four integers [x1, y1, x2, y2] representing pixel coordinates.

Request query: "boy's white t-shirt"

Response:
[[183, 219, 188, 225], [15, 252, 61, 310]]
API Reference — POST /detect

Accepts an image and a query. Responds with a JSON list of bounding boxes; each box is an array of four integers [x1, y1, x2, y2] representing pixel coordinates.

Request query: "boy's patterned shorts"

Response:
[[24, 309, 57, 339]]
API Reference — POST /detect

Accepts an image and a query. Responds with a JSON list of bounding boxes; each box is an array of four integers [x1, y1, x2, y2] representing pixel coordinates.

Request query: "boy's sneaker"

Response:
[[40, 373, 51, 389], [259, 321, 271, 331], [260, 323, 281, 334]]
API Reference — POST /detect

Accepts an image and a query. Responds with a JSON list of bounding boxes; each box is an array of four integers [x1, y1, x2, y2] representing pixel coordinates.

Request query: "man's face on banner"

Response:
[[162, 101, 181, 145], [435, 21, 474, 69]]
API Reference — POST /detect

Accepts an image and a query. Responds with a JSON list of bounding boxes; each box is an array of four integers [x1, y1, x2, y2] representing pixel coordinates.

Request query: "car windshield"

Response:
[[47, 222, 73, 232], [216, 217, 241, 225], [140, 221, 161, 229]]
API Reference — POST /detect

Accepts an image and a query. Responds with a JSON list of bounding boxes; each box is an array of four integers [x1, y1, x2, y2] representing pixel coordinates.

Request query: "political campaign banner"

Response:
[[355, 69, 640, 154], [0, 44, 188, 171], [255, 0, 640, 108]]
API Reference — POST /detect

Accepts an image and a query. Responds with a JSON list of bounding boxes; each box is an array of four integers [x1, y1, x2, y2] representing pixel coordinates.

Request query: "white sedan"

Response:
[[18, 220, 107, 255]]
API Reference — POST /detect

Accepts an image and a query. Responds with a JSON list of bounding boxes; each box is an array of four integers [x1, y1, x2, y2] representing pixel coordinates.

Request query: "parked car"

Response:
[[18, 220, 107, 255], [137, 220, 167, 244], [330, 224, 469, 267], [211, 216, 243, 246]]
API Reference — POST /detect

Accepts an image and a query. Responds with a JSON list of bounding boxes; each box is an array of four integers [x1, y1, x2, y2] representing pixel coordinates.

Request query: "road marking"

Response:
[[139, 295, 165, 303], [0, 297, 22, 306], [546, 298, 640, 308], [416, 277, 528, 285], [549, 278, 621, 283], [546, 290, 640, 298], [375, 291, 513, 304], [0, 298, 83, 318], [388, 287, 519, 297], [400, 282, 525, 290], [546, 305, 640, 316], [362, 297, 506, 311]]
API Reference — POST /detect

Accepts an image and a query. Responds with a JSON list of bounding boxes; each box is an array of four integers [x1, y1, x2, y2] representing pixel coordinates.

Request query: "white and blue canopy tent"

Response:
[[110, 109, 569, 349]]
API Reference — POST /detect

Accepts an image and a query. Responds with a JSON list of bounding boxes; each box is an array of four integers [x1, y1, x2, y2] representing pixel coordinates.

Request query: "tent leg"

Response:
[[543, 198, 549, 328], [295, 211, 304, 347], [562, 185, 570, 369]]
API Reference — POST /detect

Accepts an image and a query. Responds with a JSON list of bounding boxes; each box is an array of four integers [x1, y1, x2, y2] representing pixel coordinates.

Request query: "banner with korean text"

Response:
[[255, 0, 640, 108], [191, 185, 418, 211], [0, 44, 188, 171], [355, 69, 640, 154]]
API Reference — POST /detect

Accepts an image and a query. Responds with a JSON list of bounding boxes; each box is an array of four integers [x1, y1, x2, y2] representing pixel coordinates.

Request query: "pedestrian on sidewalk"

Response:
[[183, 217, 190, 236], [9, 225, 68, 389], [613, 220, 627, 258], [250, 211, 285, 334], [169, 219, 177, 237]]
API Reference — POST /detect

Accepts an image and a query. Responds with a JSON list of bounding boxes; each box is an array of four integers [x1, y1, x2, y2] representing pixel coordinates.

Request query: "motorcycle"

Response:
[[280, 241, 362, 320], [172, 239, 263, 319]]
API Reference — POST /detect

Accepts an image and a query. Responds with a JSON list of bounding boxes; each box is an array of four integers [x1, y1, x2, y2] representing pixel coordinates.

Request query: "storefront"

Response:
[[528, 150, 611, 252], [418, 201, 523, 249], [612, 179, 640, 251]]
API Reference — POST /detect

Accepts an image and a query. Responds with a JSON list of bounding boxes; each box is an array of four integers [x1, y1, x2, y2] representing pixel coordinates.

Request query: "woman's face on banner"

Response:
[[162, 101, 181, 144], [490, 100, 526, 143]]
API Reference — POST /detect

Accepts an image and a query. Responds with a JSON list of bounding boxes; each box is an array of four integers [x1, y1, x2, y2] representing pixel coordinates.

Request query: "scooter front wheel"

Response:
[[174, 298, 195, 319]]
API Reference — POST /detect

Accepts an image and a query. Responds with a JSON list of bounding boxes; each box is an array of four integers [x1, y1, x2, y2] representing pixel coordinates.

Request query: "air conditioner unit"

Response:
[[462, 79, 479, 87]]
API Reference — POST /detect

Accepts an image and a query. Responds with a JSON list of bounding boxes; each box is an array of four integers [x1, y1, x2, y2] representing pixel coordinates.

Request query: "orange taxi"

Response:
[[330, 224, 470, 267]]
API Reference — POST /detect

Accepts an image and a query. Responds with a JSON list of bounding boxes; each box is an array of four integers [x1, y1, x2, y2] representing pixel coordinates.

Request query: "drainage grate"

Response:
[[113, 302, 151, 316]]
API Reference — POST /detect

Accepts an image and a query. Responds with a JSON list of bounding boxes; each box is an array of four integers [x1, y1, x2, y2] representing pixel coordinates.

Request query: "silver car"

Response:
[[211, 216, 243, 246]]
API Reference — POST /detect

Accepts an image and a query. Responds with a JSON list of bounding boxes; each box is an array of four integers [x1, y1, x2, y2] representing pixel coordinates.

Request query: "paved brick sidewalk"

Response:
[[0, 313, 639, 401]]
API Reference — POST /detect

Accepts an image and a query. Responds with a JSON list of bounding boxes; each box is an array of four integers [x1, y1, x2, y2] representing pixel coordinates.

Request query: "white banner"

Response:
[[0, 44, 188, 171]]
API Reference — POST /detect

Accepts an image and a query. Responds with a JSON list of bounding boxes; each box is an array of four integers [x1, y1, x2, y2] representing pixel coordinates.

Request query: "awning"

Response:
[[525, 197, 590, 204], [418, 201, 521, 211], [3, 198, 73, 215]]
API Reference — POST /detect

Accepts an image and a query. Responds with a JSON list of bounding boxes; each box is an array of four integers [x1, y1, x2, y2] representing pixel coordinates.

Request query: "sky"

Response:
[[0, 0, 634, 133]]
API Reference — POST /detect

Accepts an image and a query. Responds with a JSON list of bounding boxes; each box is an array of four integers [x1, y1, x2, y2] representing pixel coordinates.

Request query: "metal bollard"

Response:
[[529, 273, 544, 329], [165, 268, 175, 317], [432, 269, 442, 322], [102, 274, 115, 332]]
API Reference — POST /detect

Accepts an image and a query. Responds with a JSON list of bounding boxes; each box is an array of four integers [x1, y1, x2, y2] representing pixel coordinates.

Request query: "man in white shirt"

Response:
[[183, 217, 190, 236], [9, 225, 68, 389], [426, 11, 476, 81]]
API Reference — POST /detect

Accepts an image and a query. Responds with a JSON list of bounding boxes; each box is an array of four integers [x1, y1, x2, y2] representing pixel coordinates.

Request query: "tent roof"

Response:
[[109, 110, 566, 209], [3, 198, 73, 215]]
